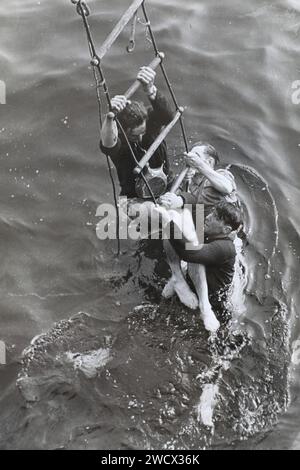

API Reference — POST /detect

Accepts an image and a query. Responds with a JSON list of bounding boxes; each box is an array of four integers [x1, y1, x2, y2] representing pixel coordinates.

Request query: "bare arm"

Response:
[[198, 165, 234, 195], [101, 94, 131, 148], [185, 152, 234, 195], [101, 112, 118, 148], [100, 67, 157, 148], [138, 67, 174, 128]]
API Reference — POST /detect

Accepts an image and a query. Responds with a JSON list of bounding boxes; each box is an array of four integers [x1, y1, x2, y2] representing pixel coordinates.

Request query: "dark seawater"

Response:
[[0, 0, 300, 450]]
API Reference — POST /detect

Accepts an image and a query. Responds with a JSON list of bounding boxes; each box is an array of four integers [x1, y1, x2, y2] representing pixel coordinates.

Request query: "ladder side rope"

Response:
[[98, 0, 145, 60], [77, 0, 121, 254], [90, 55, 122, 256], [88, 56, 122, 254], [73, 0, 191, 256], [116, 119, 158, 205], [133, 108, 183, 175], [141, 2, 189, 154], [76, 1, 159, 206], [78, 0, 189, 160], [78, 0, 188, 162], [124, 53, 164, 100], [127, 11, 138, 53], [75, 0, 159, 255], [77, 1, 112, 108]]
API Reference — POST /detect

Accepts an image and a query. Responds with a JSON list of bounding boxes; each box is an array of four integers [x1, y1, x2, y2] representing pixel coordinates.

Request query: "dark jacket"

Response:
[[100, 91, 174, 198], [170, 235, 236, 296]]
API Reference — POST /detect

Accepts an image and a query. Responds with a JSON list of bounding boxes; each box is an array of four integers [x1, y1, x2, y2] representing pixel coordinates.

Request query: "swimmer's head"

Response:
[[204, 202, 242, 236], [118, 101, 148, 143], [191, 142, 220, 168]]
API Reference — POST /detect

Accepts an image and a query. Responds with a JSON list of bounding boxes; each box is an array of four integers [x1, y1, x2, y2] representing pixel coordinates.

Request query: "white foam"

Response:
[[196, 383, 219, 427], [65, 348, 111, 379], [291, 339, 300, 366], [231, 237, 247, 318]]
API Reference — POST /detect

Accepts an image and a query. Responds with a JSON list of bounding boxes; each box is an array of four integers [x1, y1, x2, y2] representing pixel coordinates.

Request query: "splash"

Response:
[[3, 293, 289, 450], [0, 165, 292, 450], [64, 348, 111, 379], [196, 384, 219, 427]]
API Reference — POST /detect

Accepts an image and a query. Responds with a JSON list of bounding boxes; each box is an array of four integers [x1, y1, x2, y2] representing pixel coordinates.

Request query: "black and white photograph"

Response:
[[0, 0, 300, 452]]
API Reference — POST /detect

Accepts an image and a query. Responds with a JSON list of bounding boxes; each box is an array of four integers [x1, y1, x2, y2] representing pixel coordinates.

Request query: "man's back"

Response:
[[100, 90, 174, 198]]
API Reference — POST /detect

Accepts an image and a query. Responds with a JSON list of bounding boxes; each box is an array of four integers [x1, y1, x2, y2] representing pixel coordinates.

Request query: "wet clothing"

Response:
[[100, 91, 174, 198], [208, 285, 233, 325], [173, 167, 239, 294], [181, 168, 238, 217], [170, 168, 238, 323], [170, 235, 236, 297]]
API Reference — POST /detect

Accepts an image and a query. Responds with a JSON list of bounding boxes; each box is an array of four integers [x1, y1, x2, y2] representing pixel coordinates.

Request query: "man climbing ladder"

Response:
[[70, 0, 233, 335], [71, 0, 189, 205], [100, 65, 175, 199]]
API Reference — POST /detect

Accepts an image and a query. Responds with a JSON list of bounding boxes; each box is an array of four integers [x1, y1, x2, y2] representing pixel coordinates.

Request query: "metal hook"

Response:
[[126, 39, 135, 54], [126, 40, 135, 53], [126, 11, 137, 53]]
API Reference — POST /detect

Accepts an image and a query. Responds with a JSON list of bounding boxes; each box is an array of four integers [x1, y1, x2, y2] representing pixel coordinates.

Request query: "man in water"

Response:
[[159, 142, 238, 217], [157, 143, 240, 331], [161, 202, 242, 332], [100, 66, 174, 199]]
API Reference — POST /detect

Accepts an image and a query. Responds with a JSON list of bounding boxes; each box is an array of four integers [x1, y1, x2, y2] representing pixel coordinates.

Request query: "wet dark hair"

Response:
[[215, 201, 242, 231], [192, 141, 220, 166], [118, 101, 148, 130]]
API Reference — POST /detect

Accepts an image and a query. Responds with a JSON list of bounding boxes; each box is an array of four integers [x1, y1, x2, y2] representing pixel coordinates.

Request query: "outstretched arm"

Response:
[[186, 152, 234, 195], [101, 111, 118, 148], [170, 233, 229, 266], [100, 96, 130, 148]]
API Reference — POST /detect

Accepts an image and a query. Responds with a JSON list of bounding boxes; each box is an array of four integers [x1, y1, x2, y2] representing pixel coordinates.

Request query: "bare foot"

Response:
[[162, 277, 176, 299], [173, 279, 198, 310], [162, 277, 198, 310], [202, 309, 220, 333]]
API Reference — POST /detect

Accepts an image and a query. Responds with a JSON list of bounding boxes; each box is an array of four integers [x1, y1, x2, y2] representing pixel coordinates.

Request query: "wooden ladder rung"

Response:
[[98, 0, 145, 60], [134, 108, 184, 175], [124, 53, 164, 100]]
